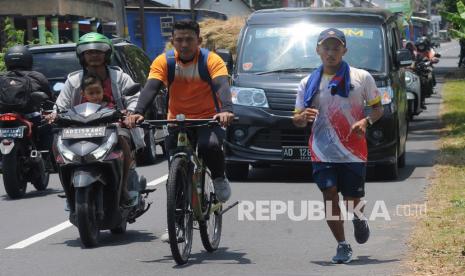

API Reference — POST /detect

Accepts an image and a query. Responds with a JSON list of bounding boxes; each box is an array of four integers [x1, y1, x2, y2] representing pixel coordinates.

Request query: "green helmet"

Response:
[[76, 32, 113, 65]]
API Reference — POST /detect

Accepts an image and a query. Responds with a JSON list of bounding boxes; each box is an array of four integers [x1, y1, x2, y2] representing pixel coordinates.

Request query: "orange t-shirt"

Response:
[[148, 49, 228, 119]]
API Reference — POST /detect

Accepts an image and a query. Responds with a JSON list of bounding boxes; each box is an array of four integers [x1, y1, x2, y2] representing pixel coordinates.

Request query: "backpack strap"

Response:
[[166, 49, 176, 89], [198, 48, 220, 113], [165, 50, 176, 110]]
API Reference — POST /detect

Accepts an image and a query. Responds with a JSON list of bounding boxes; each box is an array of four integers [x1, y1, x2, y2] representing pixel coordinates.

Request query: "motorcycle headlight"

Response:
[[231, 86, 269, 108], [57, 136, 78, 162], [378, 86, 394, 105], [91, 132, 117, 160]]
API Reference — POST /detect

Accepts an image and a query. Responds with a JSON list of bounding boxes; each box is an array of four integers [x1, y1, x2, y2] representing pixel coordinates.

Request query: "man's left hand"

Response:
[[213, 112, 234, 127]]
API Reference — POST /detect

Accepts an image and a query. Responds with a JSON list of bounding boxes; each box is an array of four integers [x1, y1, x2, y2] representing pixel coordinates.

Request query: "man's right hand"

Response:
[[44, 113, 57, 124], [125, 114, 145, 128]]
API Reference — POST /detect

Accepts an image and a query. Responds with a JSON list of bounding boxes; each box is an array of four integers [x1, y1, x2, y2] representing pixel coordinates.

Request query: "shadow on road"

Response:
[[61, 230, 157, 248], [141, 247, 253, 268], [1, 188, 63, 201], [311, 255, 400, 266]]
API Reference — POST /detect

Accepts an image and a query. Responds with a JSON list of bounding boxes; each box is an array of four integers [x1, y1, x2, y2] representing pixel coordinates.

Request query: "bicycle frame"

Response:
[[149, 119, 222, 222]]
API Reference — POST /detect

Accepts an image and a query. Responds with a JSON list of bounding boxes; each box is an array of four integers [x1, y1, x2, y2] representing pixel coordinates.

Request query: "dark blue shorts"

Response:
[[312, 162, 366, 198]]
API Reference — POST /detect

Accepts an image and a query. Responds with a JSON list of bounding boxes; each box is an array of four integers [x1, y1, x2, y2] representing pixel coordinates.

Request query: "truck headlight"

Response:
[[405, 71, 413, 85], [231, 86, 269, 108]]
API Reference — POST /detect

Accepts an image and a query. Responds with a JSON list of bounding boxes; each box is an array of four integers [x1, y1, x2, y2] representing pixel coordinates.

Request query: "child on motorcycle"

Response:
[[80, 72, 134, 206], [80, 73, 114, 109]]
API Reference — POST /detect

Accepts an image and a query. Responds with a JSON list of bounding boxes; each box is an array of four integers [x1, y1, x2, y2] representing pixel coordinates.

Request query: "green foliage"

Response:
[[442, 0, 465, 14], [0, 17, 26, 71], [0, 17, 58, 72], [440, 1, 465, 39]]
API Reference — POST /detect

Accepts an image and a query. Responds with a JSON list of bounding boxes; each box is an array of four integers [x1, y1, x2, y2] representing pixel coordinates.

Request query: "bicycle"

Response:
[[142, 114, 238, 265]]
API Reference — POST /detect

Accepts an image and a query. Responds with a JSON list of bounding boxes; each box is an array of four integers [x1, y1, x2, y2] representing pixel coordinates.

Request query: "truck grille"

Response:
[[250, 128, 311, 149], [266, 89, 297, 111]]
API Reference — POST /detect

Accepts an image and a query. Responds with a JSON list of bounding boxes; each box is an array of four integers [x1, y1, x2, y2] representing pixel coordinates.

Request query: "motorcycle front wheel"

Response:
[[76, 186, 100, 248]]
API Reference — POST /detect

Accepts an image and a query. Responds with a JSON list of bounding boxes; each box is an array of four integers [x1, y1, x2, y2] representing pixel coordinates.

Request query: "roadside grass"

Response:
[[408, 80, 465, 275]]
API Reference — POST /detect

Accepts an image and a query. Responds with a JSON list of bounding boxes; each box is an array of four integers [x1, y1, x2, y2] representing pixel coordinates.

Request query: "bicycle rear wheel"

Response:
[[166, 156, 193, 265], [199, 168, 222, 252]]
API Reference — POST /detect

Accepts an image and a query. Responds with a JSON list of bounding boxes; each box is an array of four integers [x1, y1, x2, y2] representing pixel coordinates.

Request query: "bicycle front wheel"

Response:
[[166, 156, 193, 265], [199, 168, 223, 252]]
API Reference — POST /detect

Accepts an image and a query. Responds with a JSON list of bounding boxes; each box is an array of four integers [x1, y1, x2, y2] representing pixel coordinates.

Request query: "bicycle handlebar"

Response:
[[139, 116, 239, 128]]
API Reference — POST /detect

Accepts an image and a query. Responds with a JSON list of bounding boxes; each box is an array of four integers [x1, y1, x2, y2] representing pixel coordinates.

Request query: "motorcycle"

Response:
[[52, 95, 155, 248], [414, 57, 435, 100], [0, 92, 51, 199]]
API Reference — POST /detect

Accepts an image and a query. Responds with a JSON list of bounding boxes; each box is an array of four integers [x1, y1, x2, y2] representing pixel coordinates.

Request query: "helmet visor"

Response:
[[76, 43, 111, 55]]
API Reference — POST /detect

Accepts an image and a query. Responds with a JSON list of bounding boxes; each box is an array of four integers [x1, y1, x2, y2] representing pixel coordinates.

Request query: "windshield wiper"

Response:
[[256, 67, 314, 75]]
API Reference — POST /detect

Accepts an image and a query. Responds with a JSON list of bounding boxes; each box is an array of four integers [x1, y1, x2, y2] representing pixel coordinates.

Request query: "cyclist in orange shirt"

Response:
[[126, 20, 234, 204]]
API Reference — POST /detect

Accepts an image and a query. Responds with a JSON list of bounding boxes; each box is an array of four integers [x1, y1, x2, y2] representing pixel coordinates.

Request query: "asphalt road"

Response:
[[0, 40, 459, 276]]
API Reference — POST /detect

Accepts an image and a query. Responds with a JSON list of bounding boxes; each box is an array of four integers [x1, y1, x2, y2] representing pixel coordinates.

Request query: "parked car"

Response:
[[220, 8, 411, 180], [28, 39, 167, 164], [405, 69, 422, 120]]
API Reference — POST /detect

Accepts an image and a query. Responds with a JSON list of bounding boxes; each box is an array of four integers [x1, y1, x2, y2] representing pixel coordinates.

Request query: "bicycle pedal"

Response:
[[219, 200, 239, 215], [57, 194, 67, 198]]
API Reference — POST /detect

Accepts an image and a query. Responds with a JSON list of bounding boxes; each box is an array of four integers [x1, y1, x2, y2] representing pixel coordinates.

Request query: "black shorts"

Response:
[[312, 162, 366, 198]]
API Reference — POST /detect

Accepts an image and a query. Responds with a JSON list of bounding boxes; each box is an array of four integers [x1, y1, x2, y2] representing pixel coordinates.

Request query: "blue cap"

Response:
[[318, 28, 346, 47]]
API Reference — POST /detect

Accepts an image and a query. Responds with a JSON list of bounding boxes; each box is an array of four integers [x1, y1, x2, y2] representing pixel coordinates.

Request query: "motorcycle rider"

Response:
[[459, 38, 465, 68], [3, 45, 53, 154], [415, 36, 438, 107], [47, 32, 140, 207], [415, 36, 438, 63]]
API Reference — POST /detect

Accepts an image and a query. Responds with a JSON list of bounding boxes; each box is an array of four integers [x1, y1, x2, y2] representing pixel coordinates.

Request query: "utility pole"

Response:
[[427, 0, 431, 17], [190, 0, 195, 21], [139, 0, 146, 50]]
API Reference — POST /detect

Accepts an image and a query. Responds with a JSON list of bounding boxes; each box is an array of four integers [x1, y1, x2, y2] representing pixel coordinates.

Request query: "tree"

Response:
[[0, 17, 25, 71], [442, 0, 465, 13], [440, 1, 465, 39]]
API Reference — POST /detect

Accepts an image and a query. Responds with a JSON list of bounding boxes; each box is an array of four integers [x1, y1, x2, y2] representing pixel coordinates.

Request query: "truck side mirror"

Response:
[[397, 49, 413, 67], [215, 49, 234, 74]]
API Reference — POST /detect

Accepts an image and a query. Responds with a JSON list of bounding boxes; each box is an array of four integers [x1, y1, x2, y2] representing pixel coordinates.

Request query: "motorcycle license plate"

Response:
[[62, 127, 106, 139], [282, 146, 311, 161], [0, 127, 24, 138]]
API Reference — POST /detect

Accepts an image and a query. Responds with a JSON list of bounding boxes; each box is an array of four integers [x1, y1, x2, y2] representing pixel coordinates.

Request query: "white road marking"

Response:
[[5, 221, 72, 249], [147, 174, 168, 186], [4, 174, 168, 249]]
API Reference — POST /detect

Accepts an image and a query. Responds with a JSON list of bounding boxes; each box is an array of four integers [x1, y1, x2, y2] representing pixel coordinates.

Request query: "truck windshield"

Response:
[[239, 23, 385, 74]]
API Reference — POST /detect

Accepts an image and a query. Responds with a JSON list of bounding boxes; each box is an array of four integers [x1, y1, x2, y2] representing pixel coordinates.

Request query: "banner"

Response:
[[385, 0, 412, 17]]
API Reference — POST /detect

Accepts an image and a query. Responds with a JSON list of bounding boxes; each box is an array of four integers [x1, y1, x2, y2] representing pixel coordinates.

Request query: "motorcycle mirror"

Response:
[[123, 83, 140, 96], [31, 91, 49, 105]]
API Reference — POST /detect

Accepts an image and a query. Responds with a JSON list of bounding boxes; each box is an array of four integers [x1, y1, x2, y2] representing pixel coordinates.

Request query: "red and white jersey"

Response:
[[295, 67, 381, 162]]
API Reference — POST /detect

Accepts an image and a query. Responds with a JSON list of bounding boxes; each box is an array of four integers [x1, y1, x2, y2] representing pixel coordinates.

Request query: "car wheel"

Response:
[[225, 163, 249, 181]]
